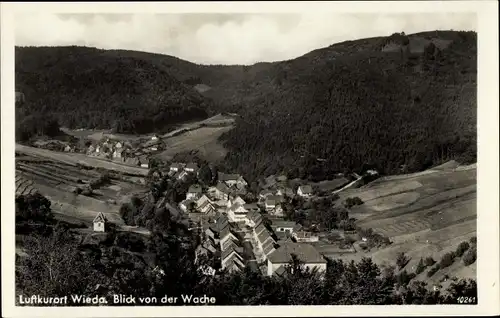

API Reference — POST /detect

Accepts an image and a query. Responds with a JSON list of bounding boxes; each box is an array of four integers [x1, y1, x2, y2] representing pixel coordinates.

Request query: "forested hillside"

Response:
[[218, 31, 477, 180], [15, 46, 212, 137], [15, 30, 477, 180]]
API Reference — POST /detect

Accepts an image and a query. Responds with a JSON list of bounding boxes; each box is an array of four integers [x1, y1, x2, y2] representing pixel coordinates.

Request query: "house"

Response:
[[276, 187, 294, 198], [170, 163, 185, 172], [93, 212, 107, 232], [247, 211, 263, 228], [266, 242, 327, 276], [219, 225, 239, 248], [185, 163, 199, 173], [218, 172, 248, 188], [271, 220, 298, 235], [87, 145, 95, 155], [265, 195, 285, 211], [269, 203, 284, 217], [227, 196, 246, 208], [174, 170, 189, 181], [226, 203, 249, 223], [151, 135, 159, 141], [209, 183, 230, 201], [256, 227, 277, 257], [186, 184, 203, 200], [113, 148, 123, 159], [179, 199, 196, 212], [259, 189, 275, 200], [297, 185, 313, 198], [198, 200, 216, 216], [221, 244, 245, 273], [115, 142, 123, 149], [64, 145, 72, 152], [243, 203, 260, 213]]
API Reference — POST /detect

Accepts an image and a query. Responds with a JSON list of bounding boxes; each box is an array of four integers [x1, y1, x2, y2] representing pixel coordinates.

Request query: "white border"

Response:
[[2, 2, 499, 317]]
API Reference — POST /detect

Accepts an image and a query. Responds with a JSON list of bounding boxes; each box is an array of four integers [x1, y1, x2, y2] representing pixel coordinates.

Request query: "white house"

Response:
[[186, 184, 203, 200], [266, 242, 327, 276], [270, 220, 298, 234], [209, 183, 230, 201], [297, 185, 313, 197], [115, 142, 123, 149], [93, 212, 107, 232], [226, 203, 249, 223], [227, 196, 246, 208]]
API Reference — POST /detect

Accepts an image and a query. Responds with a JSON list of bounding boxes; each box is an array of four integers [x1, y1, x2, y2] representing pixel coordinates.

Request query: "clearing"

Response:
[[337, 161, 477, 286], [15, 153, 148, 230]]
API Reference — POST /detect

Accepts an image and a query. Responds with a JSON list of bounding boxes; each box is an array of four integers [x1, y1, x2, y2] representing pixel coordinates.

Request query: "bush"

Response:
[[344, 197, 364, 208], [469, 236, 477, 245], [462, 247, 477, 266], [427, 265, 439, 277], [424, 257, 436, 267], [439, 252, 456, 268], [396, 252, 410, 269], [455, 241, 470, 257], [415, 258, 426, 274]]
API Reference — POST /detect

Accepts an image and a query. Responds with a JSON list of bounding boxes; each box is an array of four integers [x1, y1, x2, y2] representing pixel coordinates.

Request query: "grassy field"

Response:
[[15, 154, 148, 227], [156, 125, 234, 163], [334, 161, 477, 286], [15, 144, 149, 176]]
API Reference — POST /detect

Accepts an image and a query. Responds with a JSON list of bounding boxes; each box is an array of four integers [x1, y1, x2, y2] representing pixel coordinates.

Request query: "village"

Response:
[[31, 133, 167, 169], [88, 160, 346, 277]]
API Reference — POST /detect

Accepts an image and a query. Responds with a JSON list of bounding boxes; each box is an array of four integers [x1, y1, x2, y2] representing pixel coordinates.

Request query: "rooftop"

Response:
[[268, 242, 326, 264], [271, 220, 297, 229], [188, 184, 203, 193], [298, 185, 313, 194]]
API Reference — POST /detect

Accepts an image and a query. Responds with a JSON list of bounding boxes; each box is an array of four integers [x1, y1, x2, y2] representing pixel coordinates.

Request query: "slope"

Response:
[[15, 46, 214, 137], [219, 31, 477, 181]]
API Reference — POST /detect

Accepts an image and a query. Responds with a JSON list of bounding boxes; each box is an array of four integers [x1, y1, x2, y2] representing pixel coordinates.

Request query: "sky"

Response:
[[14, 12, 476, 65]]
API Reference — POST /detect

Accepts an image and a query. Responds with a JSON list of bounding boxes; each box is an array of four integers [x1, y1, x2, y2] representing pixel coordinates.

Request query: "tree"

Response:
[[16, 228, 106, 298], [15, 193, 54, 224], [415, 258, 426, 274], [439, 252, 456, 268], [396, 252, 410, 269], [197, 164, 213, 185], [424, 257, 436, 267], [455, 241, 470, 257], [462, 246, 476, 266]]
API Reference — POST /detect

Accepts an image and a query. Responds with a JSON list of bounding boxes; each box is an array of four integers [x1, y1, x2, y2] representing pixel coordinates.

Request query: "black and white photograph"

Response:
[[1, 1, 498, 317]]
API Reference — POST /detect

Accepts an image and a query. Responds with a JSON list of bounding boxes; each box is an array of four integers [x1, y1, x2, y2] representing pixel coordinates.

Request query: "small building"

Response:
[[247, 211, 263, 228], [292, 230, 319, 243], [209, 183, 231, 201], [297, 185, 313, 198], [271, 220, 297, 235], [185, 163, 200, 173], [265, 195, 285, 211], [218, 172, 248, 188], [113, 148, 123, 159], [170, 163, 185, 172], [115, 142, 123, 149], [186, 184, 203, 200], [93, 212, 107, 232], [269, 203, 284, 217], [267, 242, 327, 276]]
